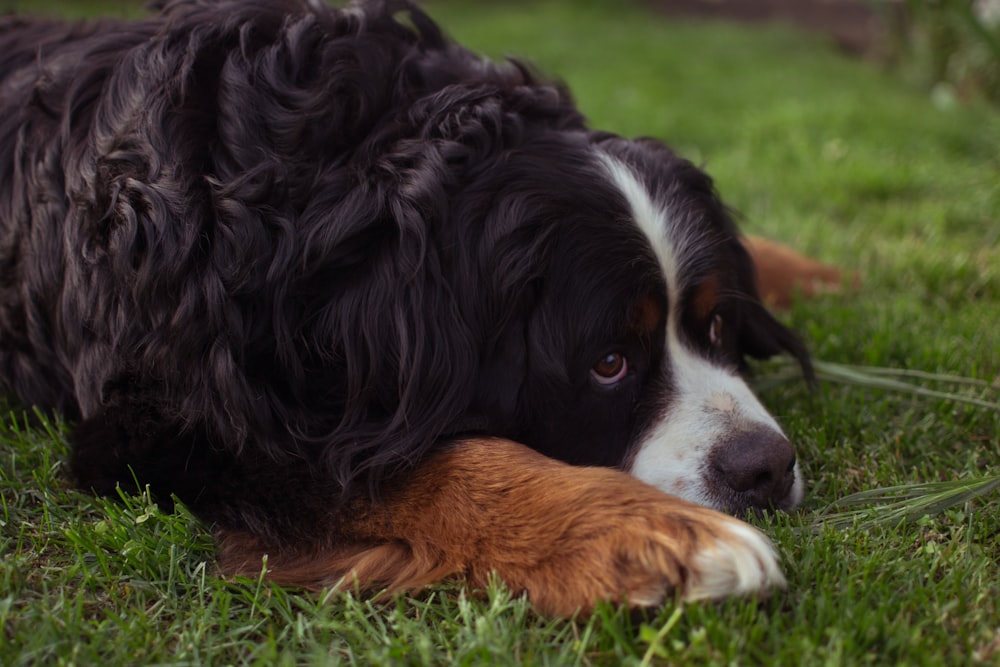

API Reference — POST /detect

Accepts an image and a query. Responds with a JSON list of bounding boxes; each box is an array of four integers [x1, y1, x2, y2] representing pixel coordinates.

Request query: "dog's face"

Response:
[[456, 134, 809, 515]]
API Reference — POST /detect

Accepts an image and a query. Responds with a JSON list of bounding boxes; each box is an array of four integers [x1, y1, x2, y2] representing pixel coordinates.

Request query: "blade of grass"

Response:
[[756, 359, 1000, 411], [837, 365, 995, 388], [811, 474, 1000, 531], [812, 361, 1000, 410]]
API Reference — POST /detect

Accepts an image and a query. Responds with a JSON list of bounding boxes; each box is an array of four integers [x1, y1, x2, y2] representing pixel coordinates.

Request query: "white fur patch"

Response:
[[596, 153, 804, 511], [631, 341, 796, 507], [684, 519, 786, 600]]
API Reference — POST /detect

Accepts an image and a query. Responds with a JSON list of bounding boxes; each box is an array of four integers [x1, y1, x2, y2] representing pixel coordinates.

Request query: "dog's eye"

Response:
[[591, 352, 628, 385], [709, 313, 723, 347]]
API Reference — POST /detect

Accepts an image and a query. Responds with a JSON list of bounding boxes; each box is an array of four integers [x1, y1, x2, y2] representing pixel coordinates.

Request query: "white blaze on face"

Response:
[[596, 153, 803, 510], [631, 337, 801, 508]]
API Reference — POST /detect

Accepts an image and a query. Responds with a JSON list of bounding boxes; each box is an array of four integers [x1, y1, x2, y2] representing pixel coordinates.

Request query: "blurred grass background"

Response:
[[1, 1, 998, 665]]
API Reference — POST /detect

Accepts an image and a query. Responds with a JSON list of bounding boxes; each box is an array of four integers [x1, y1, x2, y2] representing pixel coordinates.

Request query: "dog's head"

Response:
[[425, 123, 811, 515]]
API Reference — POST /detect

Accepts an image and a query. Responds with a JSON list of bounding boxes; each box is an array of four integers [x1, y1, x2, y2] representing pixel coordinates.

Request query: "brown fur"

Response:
[[743, 236, 847, 308], [216, 437, 750, 616], [692, 275, 720, 321]]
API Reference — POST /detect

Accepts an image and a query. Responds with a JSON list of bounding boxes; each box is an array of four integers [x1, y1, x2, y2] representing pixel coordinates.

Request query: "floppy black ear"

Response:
[[730, 238, 815, 382], [739, 302, 814, 381]]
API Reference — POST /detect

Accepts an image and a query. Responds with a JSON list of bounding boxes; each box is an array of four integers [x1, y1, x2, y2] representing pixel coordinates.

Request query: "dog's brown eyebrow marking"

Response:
[[691, 275, 719, 321], [630, 294, 664, 337]]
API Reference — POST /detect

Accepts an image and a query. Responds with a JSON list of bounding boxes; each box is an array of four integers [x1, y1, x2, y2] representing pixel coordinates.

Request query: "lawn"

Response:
[[1, 0, 999, 665]]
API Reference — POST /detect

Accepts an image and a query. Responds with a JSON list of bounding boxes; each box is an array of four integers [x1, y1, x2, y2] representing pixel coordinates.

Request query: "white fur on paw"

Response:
[[683, 520, 786, 601]]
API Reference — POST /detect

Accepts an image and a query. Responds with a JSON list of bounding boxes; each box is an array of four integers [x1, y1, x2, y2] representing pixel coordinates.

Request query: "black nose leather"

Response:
[[711, 428, 797, 508]]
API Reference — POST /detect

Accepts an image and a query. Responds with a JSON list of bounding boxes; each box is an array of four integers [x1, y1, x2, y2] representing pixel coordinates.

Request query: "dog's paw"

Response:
[[485, 474, 787, 616], [431, 444, 791, 616], [680, 517, 785, 601], [581, 505, 785, 611]]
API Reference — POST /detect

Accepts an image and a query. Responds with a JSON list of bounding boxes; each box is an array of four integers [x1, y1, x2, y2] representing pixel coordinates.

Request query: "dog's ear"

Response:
[[738, 302, 813, 380], [730, 238, 814, 382]]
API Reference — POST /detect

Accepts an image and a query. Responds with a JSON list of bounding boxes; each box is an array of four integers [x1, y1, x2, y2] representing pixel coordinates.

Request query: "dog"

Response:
[[0, 0, 833, 616]]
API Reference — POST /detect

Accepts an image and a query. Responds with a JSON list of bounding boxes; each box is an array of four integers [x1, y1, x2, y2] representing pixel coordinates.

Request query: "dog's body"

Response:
[[0, 0, 822, 615]]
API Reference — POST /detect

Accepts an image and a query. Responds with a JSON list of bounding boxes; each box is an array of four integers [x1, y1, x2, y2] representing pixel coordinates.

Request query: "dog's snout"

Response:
[[711, 428, 796, 509]]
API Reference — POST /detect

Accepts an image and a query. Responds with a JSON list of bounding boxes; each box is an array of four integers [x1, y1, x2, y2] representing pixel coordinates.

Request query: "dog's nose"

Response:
[[711, 428, 797, 509]]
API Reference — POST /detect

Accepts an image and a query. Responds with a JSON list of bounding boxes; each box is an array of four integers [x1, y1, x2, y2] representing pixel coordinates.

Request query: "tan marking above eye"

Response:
[[692, 276, 719, 322], [629, 294, 664, 337]]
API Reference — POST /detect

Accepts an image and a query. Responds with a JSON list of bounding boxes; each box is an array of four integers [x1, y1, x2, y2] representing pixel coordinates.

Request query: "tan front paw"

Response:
[[487, 489, 786, 616]]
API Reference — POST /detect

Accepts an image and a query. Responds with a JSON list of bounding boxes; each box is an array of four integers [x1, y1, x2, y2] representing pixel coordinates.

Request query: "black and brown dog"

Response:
[[0, 0, 840, 615]]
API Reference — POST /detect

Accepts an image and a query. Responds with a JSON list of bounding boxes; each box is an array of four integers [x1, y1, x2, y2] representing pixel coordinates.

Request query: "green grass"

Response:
[[2, 0, 999, 664]]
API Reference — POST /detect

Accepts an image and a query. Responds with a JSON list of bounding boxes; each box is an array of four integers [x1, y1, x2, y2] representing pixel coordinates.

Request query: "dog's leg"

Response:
[[216, 437, 784, 616], [743, 235, 847, 308]]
